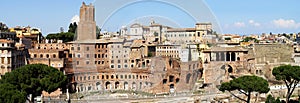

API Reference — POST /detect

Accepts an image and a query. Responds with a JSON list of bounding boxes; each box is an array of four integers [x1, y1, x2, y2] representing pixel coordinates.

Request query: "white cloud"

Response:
[[249, 20, 254, 24], [272, 18, 300, 29], [70, 15, 80, 23], [248, 20, 261, 27], [233, 22, 245, 28]]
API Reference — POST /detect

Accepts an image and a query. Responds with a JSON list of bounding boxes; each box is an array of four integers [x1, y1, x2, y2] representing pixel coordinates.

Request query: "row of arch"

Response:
[[76, 74, 149, 82], [31, 53, 58, 58], [77, 81, 153, 92]]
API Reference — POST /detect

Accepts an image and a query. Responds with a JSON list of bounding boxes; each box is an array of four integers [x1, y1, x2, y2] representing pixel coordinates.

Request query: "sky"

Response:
[[0, 0, 299, 35]]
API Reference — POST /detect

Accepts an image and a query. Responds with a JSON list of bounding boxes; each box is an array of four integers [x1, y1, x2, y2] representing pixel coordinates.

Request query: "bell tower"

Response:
[[76, 2, 96, 40]]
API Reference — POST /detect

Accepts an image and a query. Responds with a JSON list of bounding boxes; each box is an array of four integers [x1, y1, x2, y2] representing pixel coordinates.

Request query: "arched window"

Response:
[[186, 73, 191, 84]]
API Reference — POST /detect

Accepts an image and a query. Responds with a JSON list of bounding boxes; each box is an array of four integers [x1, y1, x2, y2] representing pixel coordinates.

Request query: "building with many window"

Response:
[[0, 32, 27, 79], [165, 23, 212, 44]]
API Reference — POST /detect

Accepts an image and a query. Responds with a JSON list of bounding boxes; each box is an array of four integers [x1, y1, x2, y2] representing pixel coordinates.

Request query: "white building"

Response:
[[165, 23, 212, 44], [108, 39, 130, 69]]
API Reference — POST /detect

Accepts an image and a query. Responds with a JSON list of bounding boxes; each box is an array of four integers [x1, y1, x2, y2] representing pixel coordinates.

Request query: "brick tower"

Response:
[[76, 2, 96, 41]]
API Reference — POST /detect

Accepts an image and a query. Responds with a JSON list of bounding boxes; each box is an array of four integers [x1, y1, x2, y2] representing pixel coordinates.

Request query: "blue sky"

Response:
[[0, 0, 299, 35]]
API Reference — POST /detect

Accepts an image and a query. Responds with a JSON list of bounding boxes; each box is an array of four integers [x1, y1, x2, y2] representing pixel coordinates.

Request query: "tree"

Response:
[[0, 64, 67, 103], [219, 75, 270, 103], [46, 32, 74, 42], [0, 22, 8, 31], [0, 83, 26, 103], [272, 65, 300, 103], [242, 37, 259, 43], [266, 95, 281, 103], [68, 22, 77, 33]]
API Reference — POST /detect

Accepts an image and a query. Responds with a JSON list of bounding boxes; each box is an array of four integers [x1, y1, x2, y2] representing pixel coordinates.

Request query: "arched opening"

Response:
[[132, 82, 136, 90], [88, 86, 92, 91], [237, 57, 240, 61], [96, 82, 101, 90], [226, 52, 230, 61], [231, 53, 236, 61], [186, 73, 191, 84], [170, 84, 175, 93], [115, 81, 120, 89], [228, 65, 233, 73], [169, 75, 174, 82], [170, 84, 174, 89], [124, 82, 129, 90], [163, 79, 167, 84], [105, 81, 111, 90], [175, 78, 180, 83], [259, 70, 262, 75], [80, 84, 84, 92], [111, 75, 114, 79]]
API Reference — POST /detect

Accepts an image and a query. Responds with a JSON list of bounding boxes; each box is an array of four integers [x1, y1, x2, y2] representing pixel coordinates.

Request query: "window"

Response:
[[34, 54, 37, 58], [40, 54, 43, 58], [71, 47, 74, 50], [1, 57, 4, 64], [86, 54, 90, 58], [124, 64, 128, 68], [111, 75, 114, 79], [118, 65, 121, 68], [86, 61, 89, 64], [77, 61, 79, 65], [86, 47, 89, 51], [118, 60, 121, 63], [53, 54, 56, 58], [111, 65, 114, 68], [111, 60, 114, 63]]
